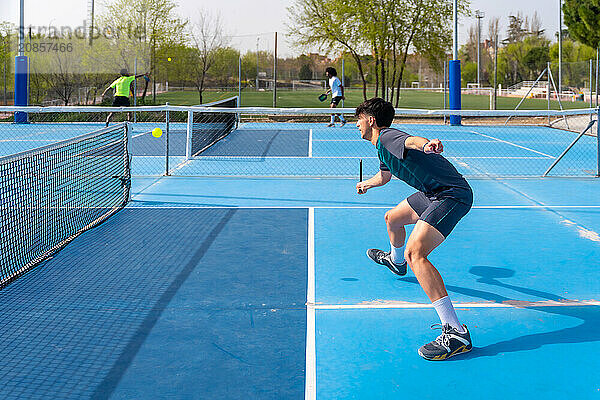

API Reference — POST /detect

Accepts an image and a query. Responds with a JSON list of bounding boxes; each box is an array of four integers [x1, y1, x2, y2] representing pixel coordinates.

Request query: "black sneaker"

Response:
[[366, 248, 407, 276], [418, 324, 472, 361]]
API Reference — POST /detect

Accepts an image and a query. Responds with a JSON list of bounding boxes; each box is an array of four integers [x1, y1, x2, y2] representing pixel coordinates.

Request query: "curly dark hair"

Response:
[[325, 67, 337, 76], [355, 97, 395, 127]]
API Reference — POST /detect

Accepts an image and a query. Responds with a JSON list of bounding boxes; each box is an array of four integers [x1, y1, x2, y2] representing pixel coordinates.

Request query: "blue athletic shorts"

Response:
[[406, 191, 472, 238]]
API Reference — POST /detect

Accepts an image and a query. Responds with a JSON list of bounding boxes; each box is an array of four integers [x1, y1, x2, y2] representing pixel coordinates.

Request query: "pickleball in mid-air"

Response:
[[152, 128, 162, 138]]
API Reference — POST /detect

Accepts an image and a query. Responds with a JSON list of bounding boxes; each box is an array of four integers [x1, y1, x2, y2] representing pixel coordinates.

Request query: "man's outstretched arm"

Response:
[[405, 136, 443, 154]]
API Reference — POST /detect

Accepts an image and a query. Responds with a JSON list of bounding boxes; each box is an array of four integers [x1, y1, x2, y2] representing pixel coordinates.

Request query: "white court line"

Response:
[[0, 139, 56, 142], [126, 205, 600, 209], [312, 139, 363, 142], [308, 129, 313, 158], [132, 131, 152, 138], [448, 156, 550, 159], [468, 129, 556, 158], [312, 300, 600, 310], [305, 208, 316, 400], [182, 156, 379, 159], [312, 139, 499, 143]]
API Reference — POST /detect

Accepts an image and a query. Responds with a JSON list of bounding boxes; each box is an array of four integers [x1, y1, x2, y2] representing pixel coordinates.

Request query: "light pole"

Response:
[[475, 10, 485, 87], [256, 37, 259, 90]]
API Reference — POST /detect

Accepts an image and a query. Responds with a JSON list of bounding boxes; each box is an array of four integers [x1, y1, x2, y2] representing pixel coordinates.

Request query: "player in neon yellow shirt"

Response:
[[102, 69, 148, 126]]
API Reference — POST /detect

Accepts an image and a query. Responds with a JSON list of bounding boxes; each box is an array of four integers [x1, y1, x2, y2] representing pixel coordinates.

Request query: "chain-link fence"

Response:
[[1, 104, 598, 178]]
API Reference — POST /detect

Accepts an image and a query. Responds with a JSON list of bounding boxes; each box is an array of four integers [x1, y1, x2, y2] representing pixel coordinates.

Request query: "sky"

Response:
[[0, 0, 564, 57]]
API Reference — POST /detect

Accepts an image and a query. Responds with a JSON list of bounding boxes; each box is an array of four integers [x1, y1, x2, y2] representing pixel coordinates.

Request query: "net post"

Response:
[[124, 122, 132, 202], [186, 110, 193, 160], [165, 102, 170, 176], [597, 107, 600, 177]]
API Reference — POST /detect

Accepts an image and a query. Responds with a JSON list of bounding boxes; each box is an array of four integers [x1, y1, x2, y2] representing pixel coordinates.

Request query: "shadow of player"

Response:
[[398, 265, 600, 360]]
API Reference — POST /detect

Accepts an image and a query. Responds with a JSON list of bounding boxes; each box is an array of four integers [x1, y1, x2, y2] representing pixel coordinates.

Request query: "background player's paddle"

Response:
[[318, 93, 327, 102]]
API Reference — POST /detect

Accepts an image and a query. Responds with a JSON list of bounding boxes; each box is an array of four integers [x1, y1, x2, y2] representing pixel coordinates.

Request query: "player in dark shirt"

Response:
[[355, 98, 474, 361]]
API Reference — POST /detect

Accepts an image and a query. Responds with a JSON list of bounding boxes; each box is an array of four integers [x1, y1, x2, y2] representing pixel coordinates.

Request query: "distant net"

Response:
[[181, 107, 599, 178], [0, 123, 130, 287], [188, 96, 238, 157]]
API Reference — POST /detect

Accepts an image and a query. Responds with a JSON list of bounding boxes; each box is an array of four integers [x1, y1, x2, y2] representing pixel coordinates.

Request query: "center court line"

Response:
[[468, 129, 556, 158], [311, 300, 600, 310], [308, 129, 313, 158], [305, 207, 316, 400]]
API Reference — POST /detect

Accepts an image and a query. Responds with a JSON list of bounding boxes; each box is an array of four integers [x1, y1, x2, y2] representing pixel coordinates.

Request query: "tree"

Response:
[[461, 61, 477, 84], [208, 47, 240, 87], [288, 0, 469, 104], [523, 46, 550, 76], [288, 0, 370, 99], [504, 14, 527, 44], [0, 23, 12, 104], [187, 10, 228, 104], [549, 39, 596, 88], [298, 63, 312, 80], [563, 0, 600, 49]]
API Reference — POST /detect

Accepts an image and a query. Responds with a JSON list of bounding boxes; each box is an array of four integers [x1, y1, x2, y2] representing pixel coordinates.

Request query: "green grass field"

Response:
[[155, 88, 587, 110]]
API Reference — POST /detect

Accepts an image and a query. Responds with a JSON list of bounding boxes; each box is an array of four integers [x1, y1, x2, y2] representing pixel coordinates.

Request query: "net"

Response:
[[187, 96, 238, 157], [0, 105, 597, 178], [181, 107, 599, 178], [0, 123, 130, 287]]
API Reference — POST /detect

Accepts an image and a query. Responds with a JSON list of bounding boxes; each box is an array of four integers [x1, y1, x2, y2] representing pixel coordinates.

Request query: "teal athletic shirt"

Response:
[[377, 127, 472, 202]]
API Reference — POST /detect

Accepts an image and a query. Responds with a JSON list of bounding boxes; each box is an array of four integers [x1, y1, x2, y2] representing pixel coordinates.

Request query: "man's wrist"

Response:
[[421, 141, 428, 152]]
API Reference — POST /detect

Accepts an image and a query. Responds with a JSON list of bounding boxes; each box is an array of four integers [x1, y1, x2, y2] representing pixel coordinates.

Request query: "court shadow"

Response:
[[398, 266, 600, 360]]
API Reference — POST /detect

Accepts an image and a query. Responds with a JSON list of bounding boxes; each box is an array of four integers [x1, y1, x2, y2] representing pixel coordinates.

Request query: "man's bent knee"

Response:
[[404, 246, 427, 266]]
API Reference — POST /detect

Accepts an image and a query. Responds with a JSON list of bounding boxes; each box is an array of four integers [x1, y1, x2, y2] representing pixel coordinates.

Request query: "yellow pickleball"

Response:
[[152, 128, 163, 138]]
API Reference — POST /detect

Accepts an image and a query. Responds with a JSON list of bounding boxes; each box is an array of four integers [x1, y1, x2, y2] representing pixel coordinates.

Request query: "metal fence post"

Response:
[[547, 62, 551, 126], [597, 107, 600, 177], [590, 59, 594, 123], [133, 57, 137, 123], [165, 102, 170, 176]]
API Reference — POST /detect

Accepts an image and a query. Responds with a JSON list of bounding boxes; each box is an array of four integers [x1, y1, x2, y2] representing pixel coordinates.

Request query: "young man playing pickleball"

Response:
[[325, 67, 346, 127], [102, 69, 148, 126], [355, 97, 474, 361]]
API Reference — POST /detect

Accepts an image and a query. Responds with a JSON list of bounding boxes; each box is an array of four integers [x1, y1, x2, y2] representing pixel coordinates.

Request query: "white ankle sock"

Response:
[[432, 296, 465, 333], [390, 242, 404, 264]]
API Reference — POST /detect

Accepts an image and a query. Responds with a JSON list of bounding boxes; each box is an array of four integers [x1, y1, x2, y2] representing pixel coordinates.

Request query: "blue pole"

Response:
[[449, 60, 461, 125], [14, 55, 29, 123]]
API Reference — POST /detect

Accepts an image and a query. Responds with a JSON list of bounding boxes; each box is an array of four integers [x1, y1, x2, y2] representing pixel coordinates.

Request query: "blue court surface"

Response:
[[1, 118, 600, 399]]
